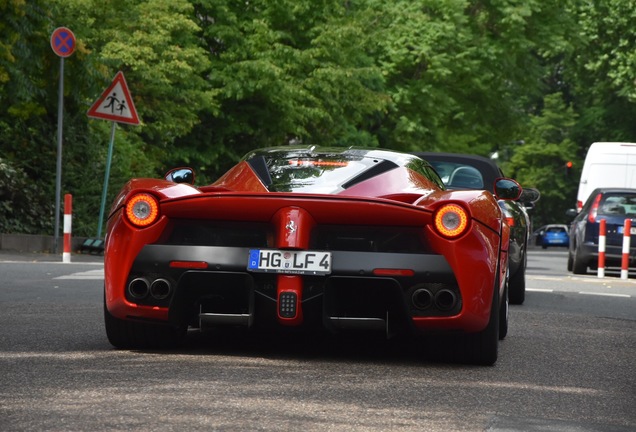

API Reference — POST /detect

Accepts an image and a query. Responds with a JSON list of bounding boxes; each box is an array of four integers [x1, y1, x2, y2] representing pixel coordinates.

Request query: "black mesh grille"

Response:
[[162, 220, 270, 248], [312, 225, 431, 253]]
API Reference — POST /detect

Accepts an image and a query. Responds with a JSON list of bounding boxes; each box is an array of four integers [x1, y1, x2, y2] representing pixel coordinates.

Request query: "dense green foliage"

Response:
[[1, 0, 635, 237]]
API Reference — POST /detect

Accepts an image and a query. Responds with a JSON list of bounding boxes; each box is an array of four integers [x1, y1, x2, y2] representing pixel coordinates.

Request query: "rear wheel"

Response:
[[571, 246, 588, 275], [104, 292, 185, 349], [509, 256, 526, 305], [463, 281, 500, 366], [498, 270, 509, 340]]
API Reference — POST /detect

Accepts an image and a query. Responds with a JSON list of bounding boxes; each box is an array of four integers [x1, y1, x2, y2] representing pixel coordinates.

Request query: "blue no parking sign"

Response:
[[50, 26, 75, 255], [50, 27, 75, 58]]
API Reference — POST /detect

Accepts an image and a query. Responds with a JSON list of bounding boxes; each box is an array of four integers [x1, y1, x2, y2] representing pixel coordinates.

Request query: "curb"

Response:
[[0, 233, 96, 254]]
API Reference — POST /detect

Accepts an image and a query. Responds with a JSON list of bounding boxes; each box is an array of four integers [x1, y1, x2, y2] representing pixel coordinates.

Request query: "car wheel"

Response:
[[541, 244, 548, 249], [498, 268, 509, 340], [508, 252, 526, 305], [571, 246, 587, 275], [104, 291, 185, 349], [567, 252, 573, 272], [463, 281, 500, 366]]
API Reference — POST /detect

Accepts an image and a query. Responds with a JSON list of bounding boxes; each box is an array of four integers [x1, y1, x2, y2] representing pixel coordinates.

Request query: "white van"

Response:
[[576, 142, 636, 211]]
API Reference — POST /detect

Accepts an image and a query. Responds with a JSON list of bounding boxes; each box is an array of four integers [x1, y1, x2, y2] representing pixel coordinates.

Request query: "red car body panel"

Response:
[[104, 147, 512, 362]]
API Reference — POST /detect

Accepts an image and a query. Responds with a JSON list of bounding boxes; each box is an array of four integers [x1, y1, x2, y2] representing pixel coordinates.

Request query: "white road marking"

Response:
[[577, 291, 631, 298], [54, 269, 104, 280], [528, 286, 631, 298]]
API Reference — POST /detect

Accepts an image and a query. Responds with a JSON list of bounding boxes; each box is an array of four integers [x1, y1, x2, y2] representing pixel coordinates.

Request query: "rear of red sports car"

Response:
[[104, 147, 511, 365]]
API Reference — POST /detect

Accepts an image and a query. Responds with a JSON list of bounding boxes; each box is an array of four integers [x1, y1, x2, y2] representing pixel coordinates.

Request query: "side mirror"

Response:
[[165, 167, 195, 184], [565, 208, 578, 218], [494, 178, 522, 200], [518, 187, 540, 204]]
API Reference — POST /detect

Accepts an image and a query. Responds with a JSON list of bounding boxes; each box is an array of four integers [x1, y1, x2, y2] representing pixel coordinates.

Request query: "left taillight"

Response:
[[433, 203, 470, 238], [125, 193, 159, 227]]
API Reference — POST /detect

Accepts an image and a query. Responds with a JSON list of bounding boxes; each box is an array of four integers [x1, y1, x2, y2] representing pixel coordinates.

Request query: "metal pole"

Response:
[[96, 122, 116, 238], [54, 57, 64, 254]]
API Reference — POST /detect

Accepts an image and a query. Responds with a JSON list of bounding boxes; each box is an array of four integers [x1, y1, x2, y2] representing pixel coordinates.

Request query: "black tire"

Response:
[[498, 271, 509, 340], [509, 257, 526, 305], [571, 246, 587, 275], [463, 280, 500, 366], [567, 252, 573, 272], [104, 293, 185, 349], [541, 244, 548, 249]]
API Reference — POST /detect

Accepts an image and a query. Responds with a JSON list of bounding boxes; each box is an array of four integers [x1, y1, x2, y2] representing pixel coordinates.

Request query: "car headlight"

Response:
[[125, 193, 159, 227]]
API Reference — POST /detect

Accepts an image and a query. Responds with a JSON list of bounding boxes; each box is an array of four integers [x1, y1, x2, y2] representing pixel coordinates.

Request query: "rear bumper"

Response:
[[105, 243, 494, 335], [577, 243, 636, 268]]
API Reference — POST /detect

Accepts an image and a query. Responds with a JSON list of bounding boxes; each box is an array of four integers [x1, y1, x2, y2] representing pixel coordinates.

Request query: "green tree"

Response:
[[565, 0, 636, 149], [182, 0, 388, 179], [504, 93, 578, 227], [366, 0, 577, 155]]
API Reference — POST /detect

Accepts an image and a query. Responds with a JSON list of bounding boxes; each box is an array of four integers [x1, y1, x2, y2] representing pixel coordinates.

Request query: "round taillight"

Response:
[[433, 204, 469, 238], [125, 193, 159, 227]]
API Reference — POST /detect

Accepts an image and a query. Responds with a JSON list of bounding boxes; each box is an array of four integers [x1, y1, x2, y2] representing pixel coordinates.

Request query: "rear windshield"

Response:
[[247, 154, 398, 193], [598, 192, 636, 216], [546, 226, 567, 233]]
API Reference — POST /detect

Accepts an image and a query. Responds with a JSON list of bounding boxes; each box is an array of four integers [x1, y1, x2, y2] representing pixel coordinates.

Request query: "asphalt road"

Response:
[[0, 248, 634, 431]]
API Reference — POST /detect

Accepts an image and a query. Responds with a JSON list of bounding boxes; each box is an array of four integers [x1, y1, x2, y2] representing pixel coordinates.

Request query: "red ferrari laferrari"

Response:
[[104, 146, 519, 365]]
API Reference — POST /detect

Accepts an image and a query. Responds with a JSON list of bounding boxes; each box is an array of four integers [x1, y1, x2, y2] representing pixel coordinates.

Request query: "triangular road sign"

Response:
[[87, 71, 140, 125]]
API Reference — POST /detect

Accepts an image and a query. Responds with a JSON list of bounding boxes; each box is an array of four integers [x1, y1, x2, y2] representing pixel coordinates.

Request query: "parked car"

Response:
[[533, 224, 570, 249], [567, 188, 636, 274], [104, 146, 522, 365], [413, 152, 540, 305]]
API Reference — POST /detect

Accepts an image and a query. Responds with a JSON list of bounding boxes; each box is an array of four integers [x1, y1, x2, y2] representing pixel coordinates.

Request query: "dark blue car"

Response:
[[567, 188, 636, 274]]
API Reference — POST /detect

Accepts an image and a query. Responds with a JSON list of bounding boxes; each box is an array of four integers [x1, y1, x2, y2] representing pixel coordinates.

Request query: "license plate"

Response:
[[617, 226, 636, 235], [247, 249, 332, 275]]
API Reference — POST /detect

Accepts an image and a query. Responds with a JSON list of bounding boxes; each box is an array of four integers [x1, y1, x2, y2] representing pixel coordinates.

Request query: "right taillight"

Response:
[[588, 194, 602, 223], [433, 203, 470, 238]]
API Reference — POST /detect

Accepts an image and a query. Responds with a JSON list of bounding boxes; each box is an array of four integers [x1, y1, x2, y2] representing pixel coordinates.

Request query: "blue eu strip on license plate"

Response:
[[248, 249, 331, 275]]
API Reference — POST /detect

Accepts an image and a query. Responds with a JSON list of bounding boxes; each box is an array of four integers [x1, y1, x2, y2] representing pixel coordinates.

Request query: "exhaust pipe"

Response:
[[435, 289, 457, 311], [150, 278, 172, 300], [128, 278, 150, 299], [412, 288, 434, 310]]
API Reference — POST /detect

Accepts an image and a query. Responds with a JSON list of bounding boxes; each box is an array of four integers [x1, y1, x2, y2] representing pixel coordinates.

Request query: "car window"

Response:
[[406, 158, 445, 189], [598, 193, 636, 216], [546, 227, 566, 233], [427, 162, 485, 190]]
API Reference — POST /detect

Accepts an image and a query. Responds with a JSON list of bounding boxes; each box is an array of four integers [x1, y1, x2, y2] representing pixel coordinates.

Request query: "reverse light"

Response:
[[125, 193, 159, 227], [433, 203, 469, 238]]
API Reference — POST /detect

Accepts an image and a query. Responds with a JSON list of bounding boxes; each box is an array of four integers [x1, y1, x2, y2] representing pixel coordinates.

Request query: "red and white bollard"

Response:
[[63, 194, 72, 263], [597, 219, 606, 278], [621, 219, 631, 280]]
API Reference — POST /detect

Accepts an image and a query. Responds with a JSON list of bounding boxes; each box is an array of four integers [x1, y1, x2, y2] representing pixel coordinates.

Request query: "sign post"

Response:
[[87, 71, 140, 240], [50, 27, 75, 255]]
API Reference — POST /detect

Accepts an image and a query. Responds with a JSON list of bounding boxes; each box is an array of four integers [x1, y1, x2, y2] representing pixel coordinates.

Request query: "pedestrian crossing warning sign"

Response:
[[87, 71, 140, 125]]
